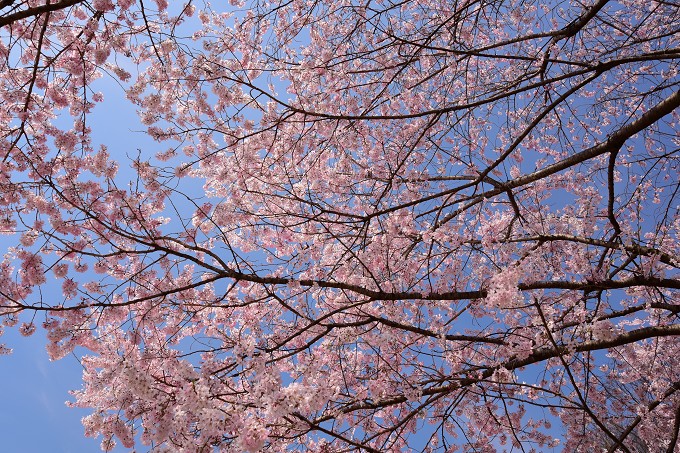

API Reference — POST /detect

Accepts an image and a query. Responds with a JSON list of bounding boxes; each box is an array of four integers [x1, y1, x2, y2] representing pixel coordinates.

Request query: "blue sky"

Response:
[[0, 322, 122, 452]]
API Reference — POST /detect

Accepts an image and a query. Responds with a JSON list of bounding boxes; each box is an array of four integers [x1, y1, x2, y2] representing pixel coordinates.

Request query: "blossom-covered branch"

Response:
[[0, 0, 678, 451]]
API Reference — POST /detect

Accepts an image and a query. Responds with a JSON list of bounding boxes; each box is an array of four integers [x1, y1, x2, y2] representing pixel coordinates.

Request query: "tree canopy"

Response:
[[0, 0, 679, 451]]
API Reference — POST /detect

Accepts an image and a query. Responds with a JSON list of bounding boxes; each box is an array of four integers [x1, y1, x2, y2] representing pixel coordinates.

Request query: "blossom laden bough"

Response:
[[0, 0, 679, 451]]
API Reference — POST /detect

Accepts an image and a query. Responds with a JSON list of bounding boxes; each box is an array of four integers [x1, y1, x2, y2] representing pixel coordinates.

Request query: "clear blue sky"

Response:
[[0, 323, 125, 452]]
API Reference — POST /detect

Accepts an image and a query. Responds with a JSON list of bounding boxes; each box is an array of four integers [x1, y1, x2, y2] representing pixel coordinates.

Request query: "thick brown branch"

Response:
[[0, 0, 84, 27], [313, 324, 680, 423]]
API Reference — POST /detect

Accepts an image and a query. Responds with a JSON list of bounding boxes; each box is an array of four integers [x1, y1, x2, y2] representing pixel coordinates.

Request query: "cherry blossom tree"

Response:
[[0, 0, 679, 451]]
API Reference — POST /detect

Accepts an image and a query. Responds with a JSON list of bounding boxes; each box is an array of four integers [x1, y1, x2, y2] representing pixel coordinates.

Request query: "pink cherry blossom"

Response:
[[0, 0, 678, 451]]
